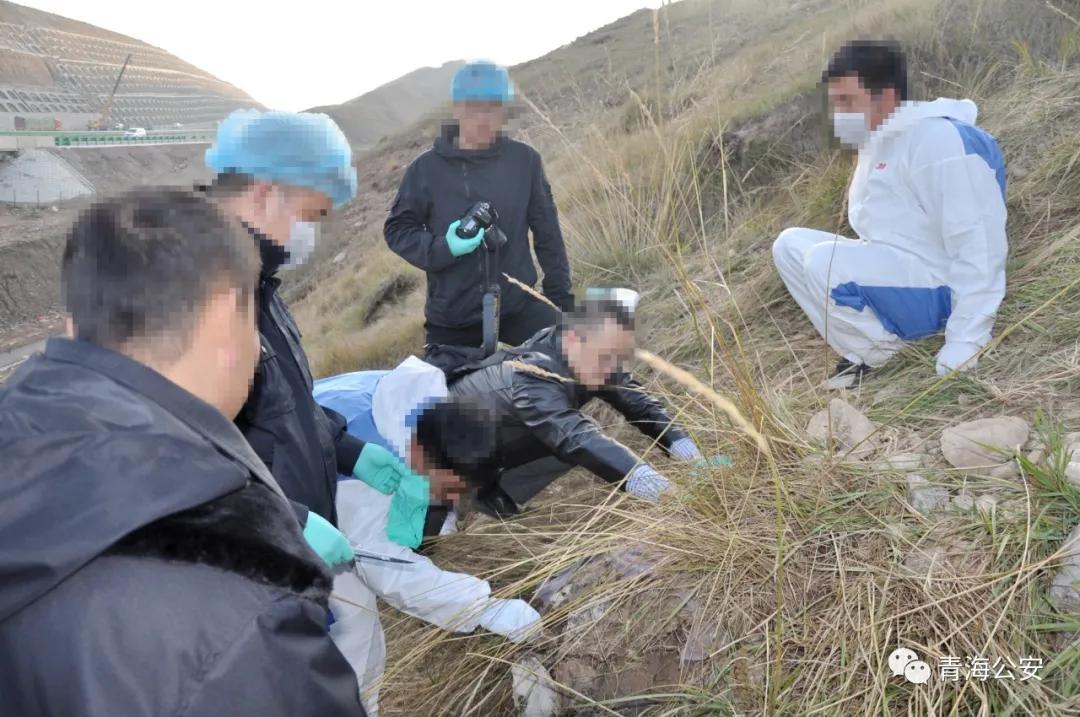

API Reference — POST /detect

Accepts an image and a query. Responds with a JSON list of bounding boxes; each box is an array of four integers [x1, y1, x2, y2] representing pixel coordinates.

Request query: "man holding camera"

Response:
[[384, 61, 574, 363]]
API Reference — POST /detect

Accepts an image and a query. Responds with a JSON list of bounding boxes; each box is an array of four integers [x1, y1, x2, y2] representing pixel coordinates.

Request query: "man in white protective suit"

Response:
[[312, 357, 541, 715], [772, 39, 1008, 389]]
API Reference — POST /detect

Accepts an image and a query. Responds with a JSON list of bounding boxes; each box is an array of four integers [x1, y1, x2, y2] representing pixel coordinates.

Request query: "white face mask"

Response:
[[832, 112, 870, 148], [281, 221, 317, 270]]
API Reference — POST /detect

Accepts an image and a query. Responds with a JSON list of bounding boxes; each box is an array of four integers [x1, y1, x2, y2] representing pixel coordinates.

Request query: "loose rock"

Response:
[[989, 461, 1021, 479], [1065, 462, 1080, 488], [975, 494, 998, 515], [807, 398, 879, 461], [511, 657, 561, 717], [876, 452, 924, 472], [940, 417, 1029, 474], [1048, 524, 1080, 613], [951, 493, 975, 512], [906, 474, 950, 514]]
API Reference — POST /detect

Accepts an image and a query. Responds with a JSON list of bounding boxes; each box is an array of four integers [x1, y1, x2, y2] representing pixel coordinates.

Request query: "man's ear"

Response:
[[408, 438, 425, 472], [200, 287, 242, 368], [247, 181, 276, 215]]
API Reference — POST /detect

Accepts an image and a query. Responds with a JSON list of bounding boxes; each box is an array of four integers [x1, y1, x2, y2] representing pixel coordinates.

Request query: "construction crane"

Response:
[[89, 53, 132, 131]]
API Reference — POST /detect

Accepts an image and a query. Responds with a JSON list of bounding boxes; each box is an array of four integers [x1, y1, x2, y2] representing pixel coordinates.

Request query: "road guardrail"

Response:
[[0, 129, 217, 148]]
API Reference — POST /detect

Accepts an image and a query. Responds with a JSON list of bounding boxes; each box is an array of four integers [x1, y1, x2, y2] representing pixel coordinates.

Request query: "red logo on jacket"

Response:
[[876, 162, 887, 170]]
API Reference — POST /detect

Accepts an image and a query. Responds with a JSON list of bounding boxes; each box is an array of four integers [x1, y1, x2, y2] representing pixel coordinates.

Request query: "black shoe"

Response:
[[473, 485, 522, 519], [824, 358, 871, 390]]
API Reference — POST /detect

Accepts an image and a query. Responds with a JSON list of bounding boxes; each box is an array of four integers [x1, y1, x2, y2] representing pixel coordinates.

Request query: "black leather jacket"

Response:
[[447, 327, 690, 483]]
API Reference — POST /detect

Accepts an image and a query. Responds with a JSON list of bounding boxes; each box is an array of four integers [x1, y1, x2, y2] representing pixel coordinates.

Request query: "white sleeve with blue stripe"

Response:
[[908, 118, 1008, 356]]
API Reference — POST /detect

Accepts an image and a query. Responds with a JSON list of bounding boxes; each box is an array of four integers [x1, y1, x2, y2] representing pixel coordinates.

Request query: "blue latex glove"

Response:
[[352, 443, 430, 549], [445, 219, 485, 257], [302, 511, 353, 568]]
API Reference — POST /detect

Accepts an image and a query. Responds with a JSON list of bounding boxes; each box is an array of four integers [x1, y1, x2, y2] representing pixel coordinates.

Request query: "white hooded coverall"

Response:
[[314, 357, 537, 716], [772, 98, 1008, 373]]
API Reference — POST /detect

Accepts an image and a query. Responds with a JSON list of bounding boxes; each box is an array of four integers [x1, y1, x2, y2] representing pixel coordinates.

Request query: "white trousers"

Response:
[[327, 481, 493, 717], [772, 227, 949, 367], [329, 573, 383, 716]]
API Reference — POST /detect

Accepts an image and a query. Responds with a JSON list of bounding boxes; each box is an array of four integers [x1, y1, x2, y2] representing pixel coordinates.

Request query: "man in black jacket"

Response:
[[0, 190, 364, 716], [204, 110, 422, 564], [384, 61, 574, 360], [447, 290, 702, 515]]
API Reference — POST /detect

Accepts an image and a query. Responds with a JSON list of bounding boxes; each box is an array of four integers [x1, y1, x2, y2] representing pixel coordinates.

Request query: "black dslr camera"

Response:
[[456, 201, 508, 356], [456, 201, 508, 252]]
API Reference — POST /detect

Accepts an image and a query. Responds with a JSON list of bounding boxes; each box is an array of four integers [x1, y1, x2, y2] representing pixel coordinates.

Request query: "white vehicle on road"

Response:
[[124, 127, 147, 138]]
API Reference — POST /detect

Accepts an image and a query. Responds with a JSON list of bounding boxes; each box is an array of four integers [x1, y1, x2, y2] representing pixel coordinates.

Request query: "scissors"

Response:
[[352, 547, 415, 565]]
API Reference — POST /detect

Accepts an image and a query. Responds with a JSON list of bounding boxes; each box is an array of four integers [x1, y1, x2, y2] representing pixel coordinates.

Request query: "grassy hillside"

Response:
[[307, 61, 465, 151], [293, 0, 1080, 713]]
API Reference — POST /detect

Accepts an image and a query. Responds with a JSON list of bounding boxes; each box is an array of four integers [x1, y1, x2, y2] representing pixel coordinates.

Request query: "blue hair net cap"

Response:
[[205, 109, 358, 207], [451, 62, 514, 103]]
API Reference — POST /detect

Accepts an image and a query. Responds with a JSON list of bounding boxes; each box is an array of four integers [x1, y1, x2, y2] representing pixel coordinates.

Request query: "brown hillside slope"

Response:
[[307, 61, 464, 151], [292, 0, 1080, 714]]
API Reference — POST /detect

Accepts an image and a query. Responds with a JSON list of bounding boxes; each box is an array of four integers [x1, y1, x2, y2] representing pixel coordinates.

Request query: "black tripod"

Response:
[[453, 200, 509, 358], [480, 225, 508, 356]]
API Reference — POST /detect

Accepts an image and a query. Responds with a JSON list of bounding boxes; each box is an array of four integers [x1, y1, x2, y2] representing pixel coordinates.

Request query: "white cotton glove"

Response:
[[668, 437, 703, 462], [478, 599, 542, 643], [625, 464, 672, 501], [936, 341, 981, 376]]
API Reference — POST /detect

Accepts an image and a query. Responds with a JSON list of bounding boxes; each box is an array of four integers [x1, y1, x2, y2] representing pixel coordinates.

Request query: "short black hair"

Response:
[[414, 397, 499, 487], [561, 298, 635, 334], [61, 188, 259, 356], [823, 39, 909, 101], [200, 170, 255, 198]]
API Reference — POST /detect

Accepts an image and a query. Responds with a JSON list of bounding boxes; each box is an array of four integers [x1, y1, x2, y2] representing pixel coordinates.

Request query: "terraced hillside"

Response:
[[0, 0, 259, 130]]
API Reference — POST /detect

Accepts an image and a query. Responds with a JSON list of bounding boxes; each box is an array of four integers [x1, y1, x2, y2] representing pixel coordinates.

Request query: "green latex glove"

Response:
[[385, 472, 430, 548], [690, 454, 734, 481], [352, 443, 431, 549], [302, 511, 353, 568], [694, 455, 734, 468], [445, 219, 485, 257], [353, 442, 406, 493]]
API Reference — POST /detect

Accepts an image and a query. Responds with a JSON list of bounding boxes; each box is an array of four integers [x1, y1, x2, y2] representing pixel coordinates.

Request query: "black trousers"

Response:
[[424, 296, 559, 348]]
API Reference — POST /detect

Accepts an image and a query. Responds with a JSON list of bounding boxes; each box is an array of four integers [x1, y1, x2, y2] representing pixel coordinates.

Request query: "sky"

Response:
[[20, 0, 663, 111]]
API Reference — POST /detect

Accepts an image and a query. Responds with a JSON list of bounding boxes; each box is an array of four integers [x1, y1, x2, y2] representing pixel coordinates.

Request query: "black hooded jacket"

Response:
[[0, 339, 364, 717], [383, 124, 573, 329], [446, 327, 690, 483], [237, 235, 365, 524]]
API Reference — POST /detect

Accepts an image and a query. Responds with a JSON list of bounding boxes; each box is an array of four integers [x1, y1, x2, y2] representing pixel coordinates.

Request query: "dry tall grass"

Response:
[[296, 0, 1080, 713]]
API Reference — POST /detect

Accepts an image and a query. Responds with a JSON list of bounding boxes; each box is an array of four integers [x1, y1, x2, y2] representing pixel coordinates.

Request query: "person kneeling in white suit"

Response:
[[773, 39, 1008, 389], [313, 357, 541, 715]]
